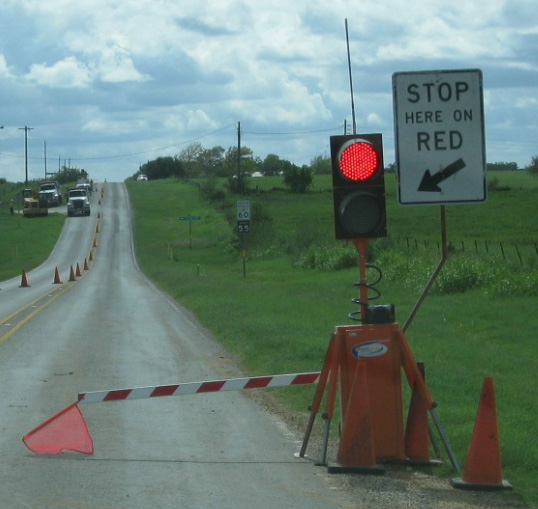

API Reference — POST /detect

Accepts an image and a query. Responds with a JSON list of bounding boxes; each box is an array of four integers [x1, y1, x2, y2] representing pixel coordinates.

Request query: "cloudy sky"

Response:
[[0, 0, 537, 183]]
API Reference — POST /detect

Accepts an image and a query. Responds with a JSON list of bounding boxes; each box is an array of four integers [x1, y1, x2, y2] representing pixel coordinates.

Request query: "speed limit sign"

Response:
[[237, 200, 250, 234], [237, 200, 250, 220]]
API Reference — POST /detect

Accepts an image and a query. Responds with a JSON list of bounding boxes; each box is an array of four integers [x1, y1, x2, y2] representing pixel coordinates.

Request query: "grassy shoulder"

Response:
[[126, 175, 536, 507], [0, 197, 65, 282]]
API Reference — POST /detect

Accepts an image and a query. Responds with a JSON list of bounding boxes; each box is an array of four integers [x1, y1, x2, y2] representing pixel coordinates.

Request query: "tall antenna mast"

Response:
[[345, 19, 357, 135]]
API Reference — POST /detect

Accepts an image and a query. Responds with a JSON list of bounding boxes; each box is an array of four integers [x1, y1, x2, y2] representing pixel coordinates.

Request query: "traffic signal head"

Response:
[[331, 134, 387, 239]]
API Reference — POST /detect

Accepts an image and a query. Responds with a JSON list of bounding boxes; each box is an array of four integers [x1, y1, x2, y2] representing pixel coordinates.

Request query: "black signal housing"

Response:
[[331, 133, 387, 239]]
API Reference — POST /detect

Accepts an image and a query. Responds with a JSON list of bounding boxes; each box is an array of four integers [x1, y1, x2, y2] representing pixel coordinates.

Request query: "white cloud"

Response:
[[25, 57, 93, 88], [515, 96, 538, 109], [0, 54, 13, 78], [0, 0, 537, 182], [97, 45, 151, 83]]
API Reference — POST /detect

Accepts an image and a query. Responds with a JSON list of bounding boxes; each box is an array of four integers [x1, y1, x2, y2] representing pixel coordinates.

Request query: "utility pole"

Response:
[[0, 125, 3, 180], [18, 126, 34, 185], [237, 121, 242, 194]]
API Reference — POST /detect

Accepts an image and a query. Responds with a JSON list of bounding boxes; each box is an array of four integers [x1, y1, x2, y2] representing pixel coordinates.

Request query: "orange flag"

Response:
[[22, 403, 93, 455]]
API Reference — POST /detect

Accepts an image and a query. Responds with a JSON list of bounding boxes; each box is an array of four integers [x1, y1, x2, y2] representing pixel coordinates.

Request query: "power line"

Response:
[[18, 125, 34, 185], [243, 125, 343, 136], [2, 124, 237, 163]]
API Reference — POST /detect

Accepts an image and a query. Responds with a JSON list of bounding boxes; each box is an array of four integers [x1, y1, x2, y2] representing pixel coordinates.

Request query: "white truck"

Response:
[[67, 188, 91, 217], [39, 181, 62, 207]]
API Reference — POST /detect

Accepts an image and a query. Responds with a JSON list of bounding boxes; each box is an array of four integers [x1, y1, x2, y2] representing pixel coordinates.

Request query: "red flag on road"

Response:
[[22, 402, 93, 455]]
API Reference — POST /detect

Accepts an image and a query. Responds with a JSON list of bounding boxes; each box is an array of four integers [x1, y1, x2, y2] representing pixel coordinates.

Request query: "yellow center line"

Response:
[[0, 262, 94, 346], [0, 195, 101, 346]]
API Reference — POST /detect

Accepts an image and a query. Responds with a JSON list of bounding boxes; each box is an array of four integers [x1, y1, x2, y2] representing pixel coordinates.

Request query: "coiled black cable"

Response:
[[348, 263, 383, 321]]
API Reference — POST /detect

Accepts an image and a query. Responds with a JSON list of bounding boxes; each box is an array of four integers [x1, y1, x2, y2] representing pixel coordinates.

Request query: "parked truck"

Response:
[[38, 181, 62, 207]]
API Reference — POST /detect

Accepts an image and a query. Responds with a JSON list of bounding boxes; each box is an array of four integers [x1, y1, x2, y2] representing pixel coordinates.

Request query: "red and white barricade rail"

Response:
[[78, 372, 320, 403], [22, 372, 321, 455]]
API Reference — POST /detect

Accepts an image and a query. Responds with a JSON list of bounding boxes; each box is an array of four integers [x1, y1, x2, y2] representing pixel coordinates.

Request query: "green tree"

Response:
[[56, 166, 86, 184], [223, 146, 254, 174], [178, 142, 204, 178], [487, 161, 518, 171], [310, 154, 331, 175], [140, 157, 185, 180], [261, 154, 282, 176], [199, 146, 225, 177], [526, 156, 538, 176], [178, 143, 225, 178], [283, 166, 313, 193], [223, 146, 254, 194]]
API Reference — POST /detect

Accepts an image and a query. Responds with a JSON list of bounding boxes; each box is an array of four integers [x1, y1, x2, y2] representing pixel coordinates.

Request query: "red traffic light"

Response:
[[331, 133, 386, 239], [338, 140, 379, 181]]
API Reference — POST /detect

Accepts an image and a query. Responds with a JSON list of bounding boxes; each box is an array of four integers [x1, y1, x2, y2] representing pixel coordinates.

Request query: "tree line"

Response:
[[133, 141, 538, 192], [133, 142, 330, 193]]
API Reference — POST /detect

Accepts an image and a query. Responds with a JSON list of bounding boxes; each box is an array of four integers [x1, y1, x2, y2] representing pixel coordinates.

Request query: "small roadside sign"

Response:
[[236, 200, 250, 235], [393, 69, 486, 205], [236, 201, 250, 221], [179, 215, 202, 249], [237, 221, 250, 234], [180, 215, 202, 221]]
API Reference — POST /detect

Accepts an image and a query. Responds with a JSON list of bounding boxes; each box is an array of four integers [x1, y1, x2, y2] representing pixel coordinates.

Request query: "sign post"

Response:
[[180, 215, 202, 249], [236, 201, 250, 277], [392, 69, 486, 205]]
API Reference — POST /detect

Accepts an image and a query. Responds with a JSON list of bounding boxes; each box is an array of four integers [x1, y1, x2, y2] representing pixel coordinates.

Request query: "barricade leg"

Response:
[[299, 335, 337, 458]]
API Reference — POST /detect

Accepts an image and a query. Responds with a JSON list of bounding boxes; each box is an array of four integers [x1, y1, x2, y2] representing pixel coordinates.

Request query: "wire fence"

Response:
[[396, 237, 538, 269]]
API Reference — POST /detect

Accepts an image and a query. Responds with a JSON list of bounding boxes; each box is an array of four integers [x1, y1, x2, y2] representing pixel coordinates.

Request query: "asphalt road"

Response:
[[0, 183, 358, 508]]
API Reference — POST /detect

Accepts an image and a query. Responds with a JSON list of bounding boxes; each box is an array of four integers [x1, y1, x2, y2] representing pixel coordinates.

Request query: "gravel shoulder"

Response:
[[213, 349, 527, 509], [258, 392, 526, 509]]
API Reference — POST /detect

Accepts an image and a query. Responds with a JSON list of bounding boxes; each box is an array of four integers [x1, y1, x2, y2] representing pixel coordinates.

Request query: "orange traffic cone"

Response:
[[452, 377, 512, 490], [89, 250, 94, 261], [75, 263, 82, 277], [328, 362, 384, 475], [404, 363, 441, 465], [93, 237, 98, 248], [83, 258, 89, 271], [95, 223, 100, 233], [20, 269, 30, 287], [53, 267, 62, 284], [69, 265, 76, 282]]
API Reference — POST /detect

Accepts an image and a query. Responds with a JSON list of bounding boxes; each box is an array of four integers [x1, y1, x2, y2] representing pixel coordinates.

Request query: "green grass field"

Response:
[[126, 172, 537, 507], [1, 172, 536, 506], [0, 182, 65, 281]]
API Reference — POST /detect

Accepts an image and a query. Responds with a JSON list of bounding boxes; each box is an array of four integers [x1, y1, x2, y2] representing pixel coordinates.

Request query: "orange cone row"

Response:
[[19, 254, 95, 288], [20, 202, 101, 289]]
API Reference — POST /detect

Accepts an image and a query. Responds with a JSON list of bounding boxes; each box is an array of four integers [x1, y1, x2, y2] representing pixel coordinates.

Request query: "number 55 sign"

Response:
[[237, 200, 250, 234]]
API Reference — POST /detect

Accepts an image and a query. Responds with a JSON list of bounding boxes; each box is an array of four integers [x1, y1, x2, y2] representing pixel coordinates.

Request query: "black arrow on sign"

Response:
[[418, 158, 466, 192]]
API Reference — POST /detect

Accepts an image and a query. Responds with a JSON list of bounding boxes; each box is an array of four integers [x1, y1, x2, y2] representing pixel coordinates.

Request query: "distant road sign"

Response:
[[180, 215, 202, 221], [236, 200, 250, 220], [237, 200, 250, 235], [237, 220, 250, 234], [393, 69, 486, 205]]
